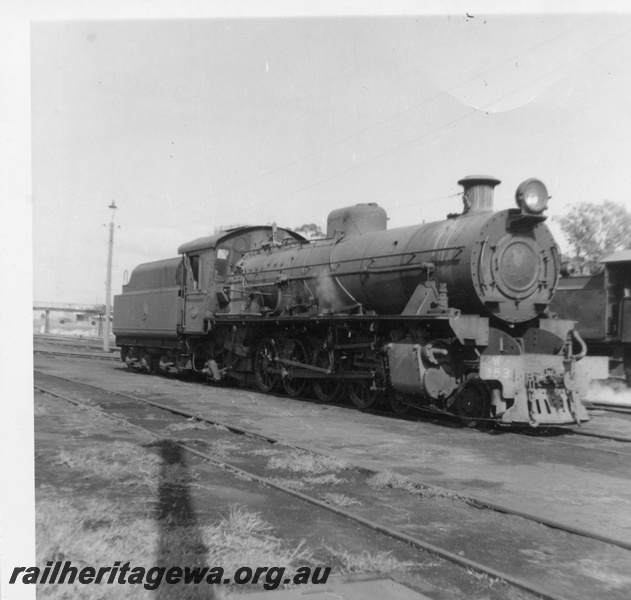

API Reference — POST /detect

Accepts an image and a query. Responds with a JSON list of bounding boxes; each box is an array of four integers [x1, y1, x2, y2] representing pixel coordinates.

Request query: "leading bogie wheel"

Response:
[[388, 392, 411, 415], [347, 378, 383, 409], [454, 378, 490, 427]]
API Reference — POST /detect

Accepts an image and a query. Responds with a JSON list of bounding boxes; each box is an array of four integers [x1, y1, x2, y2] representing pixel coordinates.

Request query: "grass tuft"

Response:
[[467, 568, 499, 586], [321, 493, 361, 508], [250, 447, 283, 457], [36, 496, 311, 598], [267, 451, 348, 474], [54, 443, 160, 486], [203, 506, 313, 574], [207, 440, 241, 456], [165, 419, 210, 432], [303, 474, 344, 486], [324, 545, 419, 573], [268, 477, 308, 491], [367, 470, 435, 497], [160, 463, 198, 487], [36, 496, 158, 576]]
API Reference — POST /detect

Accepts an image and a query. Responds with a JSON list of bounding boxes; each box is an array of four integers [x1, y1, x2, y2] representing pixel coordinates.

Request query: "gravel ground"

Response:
[[31, 346, 631, 599], [34, 387, 536, 600]]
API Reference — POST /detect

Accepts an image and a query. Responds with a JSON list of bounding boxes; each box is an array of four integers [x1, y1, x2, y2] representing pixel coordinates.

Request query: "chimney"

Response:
[[458, 175, 501, 213]]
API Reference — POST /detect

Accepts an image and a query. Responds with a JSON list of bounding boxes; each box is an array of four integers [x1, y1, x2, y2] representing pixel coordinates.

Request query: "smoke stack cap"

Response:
[[457, 175, 501, 213]]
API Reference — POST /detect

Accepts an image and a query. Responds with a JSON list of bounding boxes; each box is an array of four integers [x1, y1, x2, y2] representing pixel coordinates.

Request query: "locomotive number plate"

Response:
[[479, 355, 524, 398]]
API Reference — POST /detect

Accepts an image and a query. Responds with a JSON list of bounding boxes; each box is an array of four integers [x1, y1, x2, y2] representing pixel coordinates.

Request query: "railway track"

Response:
[[34, 370, 631, 600], [34, 346, 631, 445], [33, 349, 118, 362], [586, 401, 631, 416], [34, 369, 631, 552], [33, 333, 118, 348]]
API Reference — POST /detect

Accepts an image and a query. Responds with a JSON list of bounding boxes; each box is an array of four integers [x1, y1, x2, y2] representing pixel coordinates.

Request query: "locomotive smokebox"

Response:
[[458, 175, 501, 213]]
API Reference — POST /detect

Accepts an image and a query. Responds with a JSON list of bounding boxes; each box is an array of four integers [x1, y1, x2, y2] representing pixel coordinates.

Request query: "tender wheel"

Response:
[[348, 378, 384, 409], [254, 337, 280, 393], [148, 355, 160, 375], [282, 339, 309, 397], [121, 346, 133, 370], [388, 392, 411, 415], [312, 346, 342, 403], [454, 378, 490, 427]]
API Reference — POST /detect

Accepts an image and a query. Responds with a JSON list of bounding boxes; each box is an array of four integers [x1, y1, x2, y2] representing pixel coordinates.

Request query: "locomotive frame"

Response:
[[114, 176, 608, 427]]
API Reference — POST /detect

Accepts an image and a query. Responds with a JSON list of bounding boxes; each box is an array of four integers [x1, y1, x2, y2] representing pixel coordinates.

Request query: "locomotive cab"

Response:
[[177, 226, 306, 328]]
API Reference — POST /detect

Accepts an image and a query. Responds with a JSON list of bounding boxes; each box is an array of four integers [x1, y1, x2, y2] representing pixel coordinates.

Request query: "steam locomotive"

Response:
[[550, 249, 631, 385], [113, 176, 608, 427]]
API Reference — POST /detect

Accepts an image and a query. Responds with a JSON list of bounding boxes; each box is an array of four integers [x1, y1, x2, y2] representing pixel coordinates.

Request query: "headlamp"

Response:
[[515, 179, 549, 214]]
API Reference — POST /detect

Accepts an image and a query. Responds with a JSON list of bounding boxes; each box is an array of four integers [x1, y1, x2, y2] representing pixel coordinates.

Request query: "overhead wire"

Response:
[[157, 17, 593, 218], [161, 18, 631, 223], [244, 21, 631, 220], [244, 20, 631, 219], [479, 21, 631, 111]]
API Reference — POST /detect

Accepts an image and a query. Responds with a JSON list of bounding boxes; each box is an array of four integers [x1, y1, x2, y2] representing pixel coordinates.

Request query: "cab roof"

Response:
[[177, 225, 305, 254]]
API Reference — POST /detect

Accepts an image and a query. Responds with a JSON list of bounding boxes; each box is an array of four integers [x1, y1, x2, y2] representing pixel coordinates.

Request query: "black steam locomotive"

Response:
[[113, 176, 607, 427], [550, 249, 631, 385]]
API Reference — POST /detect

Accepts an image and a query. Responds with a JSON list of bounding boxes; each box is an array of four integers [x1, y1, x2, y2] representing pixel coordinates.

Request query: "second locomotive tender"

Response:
[[550, 248, 631, 385], [114, 176, 607, 427]]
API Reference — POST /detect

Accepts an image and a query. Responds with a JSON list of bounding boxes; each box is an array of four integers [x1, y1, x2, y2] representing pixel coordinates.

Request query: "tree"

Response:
[[554, 200, 631, 274], [293, 223, 325, 240]]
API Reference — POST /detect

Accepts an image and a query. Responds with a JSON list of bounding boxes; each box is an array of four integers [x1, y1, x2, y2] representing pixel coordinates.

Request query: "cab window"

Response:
[[188, 255, 200, 289], [214, 247, 230, 280]]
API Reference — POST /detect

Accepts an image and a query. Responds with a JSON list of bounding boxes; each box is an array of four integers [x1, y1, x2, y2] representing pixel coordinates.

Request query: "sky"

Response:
[[27, 5, 631, 305]]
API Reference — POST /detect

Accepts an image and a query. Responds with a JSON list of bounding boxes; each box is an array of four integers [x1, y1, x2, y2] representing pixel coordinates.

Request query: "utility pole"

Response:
[[103, 201, 117, 352]]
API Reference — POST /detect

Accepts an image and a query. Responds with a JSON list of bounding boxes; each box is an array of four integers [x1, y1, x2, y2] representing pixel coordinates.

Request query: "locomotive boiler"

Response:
[[230, 177, 558, 324], [114, 176, 608, 427]]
